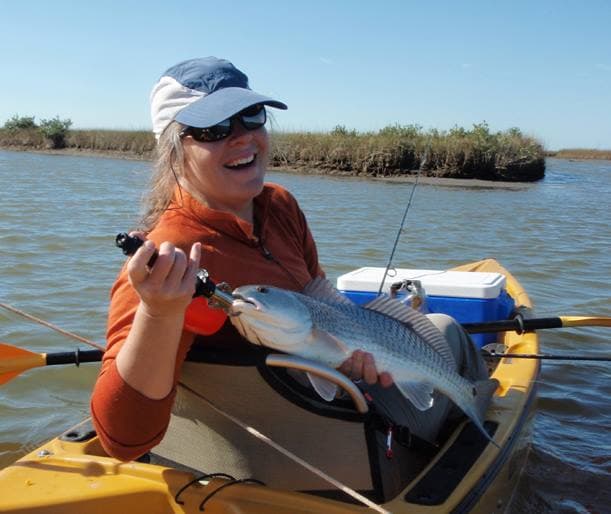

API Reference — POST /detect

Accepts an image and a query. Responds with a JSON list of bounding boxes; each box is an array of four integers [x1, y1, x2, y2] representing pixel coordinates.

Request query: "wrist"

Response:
[[138, 301, 188, 322]]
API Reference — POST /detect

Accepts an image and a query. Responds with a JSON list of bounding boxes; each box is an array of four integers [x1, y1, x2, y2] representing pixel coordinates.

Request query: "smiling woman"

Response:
[[89, 57, 395, 464]]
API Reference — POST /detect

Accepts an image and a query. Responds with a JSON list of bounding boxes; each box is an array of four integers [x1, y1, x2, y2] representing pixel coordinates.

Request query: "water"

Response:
[[0, 150, 609, 511]]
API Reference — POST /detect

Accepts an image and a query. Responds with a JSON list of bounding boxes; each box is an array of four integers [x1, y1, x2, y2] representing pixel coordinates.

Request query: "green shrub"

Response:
[[4, 115, 37, 130], [39, 116, 72, 149]]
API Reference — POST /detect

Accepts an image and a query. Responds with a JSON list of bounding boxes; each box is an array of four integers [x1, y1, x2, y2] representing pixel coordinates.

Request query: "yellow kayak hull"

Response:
[[0, 259, 539, 514]]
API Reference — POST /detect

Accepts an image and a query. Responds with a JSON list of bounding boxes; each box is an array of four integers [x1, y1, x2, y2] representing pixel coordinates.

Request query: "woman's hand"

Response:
[[338, 350, 394, 388], [127, 239, 201, 318]]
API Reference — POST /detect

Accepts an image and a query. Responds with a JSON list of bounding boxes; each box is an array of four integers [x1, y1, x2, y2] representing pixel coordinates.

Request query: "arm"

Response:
[[115, 240, 200, 398], [91, 241, 202, 460]]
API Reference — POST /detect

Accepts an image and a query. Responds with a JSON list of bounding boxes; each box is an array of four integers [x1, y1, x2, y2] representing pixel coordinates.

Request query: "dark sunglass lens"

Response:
[[187, 120, 232, 142], [241, 106, 266, 130], [205, 120, 232, 140]]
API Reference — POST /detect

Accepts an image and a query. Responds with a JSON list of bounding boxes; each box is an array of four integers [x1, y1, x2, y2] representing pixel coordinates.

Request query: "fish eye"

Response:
[[256, 286, 269, 293]]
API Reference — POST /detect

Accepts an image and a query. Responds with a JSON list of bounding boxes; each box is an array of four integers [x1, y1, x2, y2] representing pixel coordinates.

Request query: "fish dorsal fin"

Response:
[[363, 295, 455, 368], [303, 276, 355, 306]]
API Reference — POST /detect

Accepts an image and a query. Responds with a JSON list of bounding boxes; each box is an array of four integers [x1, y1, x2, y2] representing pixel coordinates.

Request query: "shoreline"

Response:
[[0, 145, 606, 190]]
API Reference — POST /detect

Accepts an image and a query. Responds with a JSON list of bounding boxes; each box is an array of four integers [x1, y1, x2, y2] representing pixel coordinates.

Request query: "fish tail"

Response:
[[470, 378, 500, 449]]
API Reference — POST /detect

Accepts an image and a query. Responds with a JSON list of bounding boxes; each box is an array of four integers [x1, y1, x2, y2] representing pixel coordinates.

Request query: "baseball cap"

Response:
[[150, 57, 287, 139]]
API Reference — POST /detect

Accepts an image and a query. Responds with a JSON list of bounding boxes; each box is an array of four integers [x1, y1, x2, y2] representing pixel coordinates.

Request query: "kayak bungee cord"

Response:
[[376, 148, 426, 296], [177, 381, 391, 514]]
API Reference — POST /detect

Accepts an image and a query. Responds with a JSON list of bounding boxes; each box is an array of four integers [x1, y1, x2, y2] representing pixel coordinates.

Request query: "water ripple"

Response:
[[1, 151, 610, 508]]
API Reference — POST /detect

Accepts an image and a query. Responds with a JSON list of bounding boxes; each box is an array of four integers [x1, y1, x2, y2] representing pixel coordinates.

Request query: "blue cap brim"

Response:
[[175, 87, 287, 128]]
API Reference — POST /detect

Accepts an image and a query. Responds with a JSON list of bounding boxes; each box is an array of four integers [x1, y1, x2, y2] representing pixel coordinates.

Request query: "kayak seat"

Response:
[[151, 355, 439, 503]]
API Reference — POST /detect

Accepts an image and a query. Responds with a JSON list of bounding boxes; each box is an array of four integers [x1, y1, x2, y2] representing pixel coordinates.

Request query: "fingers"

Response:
[[127, 240, 157, 284], [150, 242, 194, 288], [127, 240, 202, 313], [183, 242, 202, 292], [338, 351, 393, 388]]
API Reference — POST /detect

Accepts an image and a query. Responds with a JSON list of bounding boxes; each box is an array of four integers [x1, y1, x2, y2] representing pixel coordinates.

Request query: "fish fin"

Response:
[[364, 296, 455, 368], [361, 383, 449, 443], [474, 378, 499, 420], [395, 381, 435, 411], [306, 373, 338, 401], [463, 378, 500, 449], [303, 277, 355, 306]]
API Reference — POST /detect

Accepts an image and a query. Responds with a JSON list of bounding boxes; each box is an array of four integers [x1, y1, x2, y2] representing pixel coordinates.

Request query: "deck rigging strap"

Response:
[[177, 381, 391, 514]]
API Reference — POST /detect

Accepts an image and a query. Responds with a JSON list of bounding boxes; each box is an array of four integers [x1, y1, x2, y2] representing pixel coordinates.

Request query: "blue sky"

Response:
[[1, 1, 610, 150]]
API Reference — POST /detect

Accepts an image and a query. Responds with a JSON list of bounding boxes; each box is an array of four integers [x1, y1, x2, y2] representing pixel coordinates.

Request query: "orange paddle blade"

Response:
[[0, 343, 46, 385]]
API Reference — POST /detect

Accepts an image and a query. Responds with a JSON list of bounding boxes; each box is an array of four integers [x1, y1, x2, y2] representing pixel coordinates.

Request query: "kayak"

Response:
[[0, 259, 539, 514]]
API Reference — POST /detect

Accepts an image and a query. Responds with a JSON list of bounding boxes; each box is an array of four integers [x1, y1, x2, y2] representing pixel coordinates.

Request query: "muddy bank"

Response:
[[0, 124, 547, 182]]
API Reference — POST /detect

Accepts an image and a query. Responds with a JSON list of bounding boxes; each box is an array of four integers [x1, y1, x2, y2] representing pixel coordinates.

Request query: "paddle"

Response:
[[462, 315, 611, 334], [2, 311, 611, 385], [0, 343, 103, 386]]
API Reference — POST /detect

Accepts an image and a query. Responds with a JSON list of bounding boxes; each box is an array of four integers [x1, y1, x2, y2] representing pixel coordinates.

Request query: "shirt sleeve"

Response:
[[90, 266, 195, 461]]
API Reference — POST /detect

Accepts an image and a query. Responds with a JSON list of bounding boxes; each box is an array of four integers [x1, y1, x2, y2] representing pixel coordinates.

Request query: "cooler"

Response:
[[336, 267, 515, 348]]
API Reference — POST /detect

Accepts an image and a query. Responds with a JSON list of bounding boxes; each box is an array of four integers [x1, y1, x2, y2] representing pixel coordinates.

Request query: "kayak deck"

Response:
[[0, 259, 539, 514]]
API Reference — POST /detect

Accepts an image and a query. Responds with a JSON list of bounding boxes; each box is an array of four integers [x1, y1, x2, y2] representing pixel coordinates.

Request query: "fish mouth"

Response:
[[231, 293, 262, 314]]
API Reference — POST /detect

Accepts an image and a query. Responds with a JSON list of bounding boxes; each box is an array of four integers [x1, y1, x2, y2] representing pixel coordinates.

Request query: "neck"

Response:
[[183, 184, 254, 223]]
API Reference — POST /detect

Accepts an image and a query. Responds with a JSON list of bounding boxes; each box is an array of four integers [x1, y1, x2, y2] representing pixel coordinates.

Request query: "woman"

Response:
[[91, 58, 490, 495], [90, 57, 393, 465]]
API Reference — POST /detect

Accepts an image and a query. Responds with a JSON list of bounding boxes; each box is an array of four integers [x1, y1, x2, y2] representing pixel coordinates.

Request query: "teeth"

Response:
[[226, 154, 255, 167]]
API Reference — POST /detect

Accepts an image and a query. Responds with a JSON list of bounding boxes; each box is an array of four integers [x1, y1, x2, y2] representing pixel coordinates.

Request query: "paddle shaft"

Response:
[[46, 349, 104, 366], [463, 317, 562, 334], [462, 316, 611, 334]]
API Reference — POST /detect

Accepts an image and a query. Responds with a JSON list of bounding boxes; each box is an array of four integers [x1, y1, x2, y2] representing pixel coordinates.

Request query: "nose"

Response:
[[228, 121, 255, 146]]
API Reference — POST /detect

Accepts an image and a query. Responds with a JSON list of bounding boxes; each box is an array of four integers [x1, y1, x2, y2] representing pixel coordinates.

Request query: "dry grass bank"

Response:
[[0, 123, 547, 181], [548, 149, 611, 161]]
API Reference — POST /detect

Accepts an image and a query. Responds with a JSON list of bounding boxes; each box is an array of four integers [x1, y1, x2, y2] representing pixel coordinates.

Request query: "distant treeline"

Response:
[[0, 119, 554, 181]]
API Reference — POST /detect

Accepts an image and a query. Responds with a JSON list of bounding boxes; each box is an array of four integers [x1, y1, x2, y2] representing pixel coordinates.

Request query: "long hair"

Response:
[[139, 121, 184, 231]]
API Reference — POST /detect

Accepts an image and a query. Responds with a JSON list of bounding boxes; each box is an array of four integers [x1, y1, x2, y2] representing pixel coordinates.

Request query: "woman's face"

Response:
[[181, 121, 269, 217]]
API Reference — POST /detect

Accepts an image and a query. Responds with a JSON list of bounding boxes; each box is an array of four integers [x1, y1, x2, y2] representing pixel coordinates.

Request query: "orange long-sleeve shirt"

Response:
[[90, 183, 323, 460]]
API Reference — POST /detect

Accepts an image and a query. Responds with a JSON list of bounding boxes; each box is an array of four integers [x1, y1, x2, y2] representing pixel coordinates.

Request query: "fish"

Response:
[[229, 277, 499, 447]]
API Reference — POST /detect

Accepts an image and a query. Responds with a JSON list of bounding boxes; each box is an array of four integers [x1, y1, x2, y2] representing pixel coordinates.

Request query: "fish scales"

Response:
[[230, 281, 499, 446]]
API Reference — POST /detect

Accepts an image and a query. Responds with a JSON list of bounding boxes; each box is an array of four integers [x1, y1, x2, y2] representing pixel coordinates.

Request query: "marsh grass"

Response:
[[270, 123, 545, 181], [549, 149, 611, 161], [0, 122, 547, 180]]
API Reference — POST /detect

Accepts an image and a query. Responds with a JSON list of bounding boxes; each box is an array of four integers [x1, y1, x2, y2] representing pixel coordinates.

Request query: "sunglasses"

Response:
[[180, 104, 267, 143]]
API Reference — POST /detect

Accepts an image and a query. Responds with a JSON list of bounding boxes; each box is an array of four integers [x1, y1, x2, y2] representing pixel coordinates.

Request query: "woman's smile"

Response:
[[224, 152, 257, 170]]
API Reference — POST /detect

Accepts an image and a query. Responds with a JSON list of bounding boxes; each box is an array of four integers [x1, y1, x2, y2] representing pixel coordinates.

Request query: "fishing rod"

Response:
[[115, 233, 233, 308], [376, 151, 425, 296]]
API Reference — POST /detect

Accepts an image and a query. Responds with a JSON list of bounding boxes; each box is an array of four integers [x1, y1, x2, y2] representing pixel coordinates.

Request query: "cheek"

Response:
[[183, 145, 217, 182], [256, 129, 270, 155]]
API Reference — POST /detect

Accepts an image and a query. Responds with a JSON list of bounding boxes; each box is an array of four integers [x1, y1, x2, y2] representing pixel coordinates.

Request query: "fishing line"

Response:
[[0, 302, 105, 352], [484, 352, 611, 362], [377, 147, 428, 296]]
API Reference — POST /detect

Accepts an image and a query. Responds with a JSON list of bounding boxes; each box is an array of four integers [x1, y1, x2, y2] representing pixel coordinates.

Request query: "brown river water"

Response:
[[0, 150, 609, 512]]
